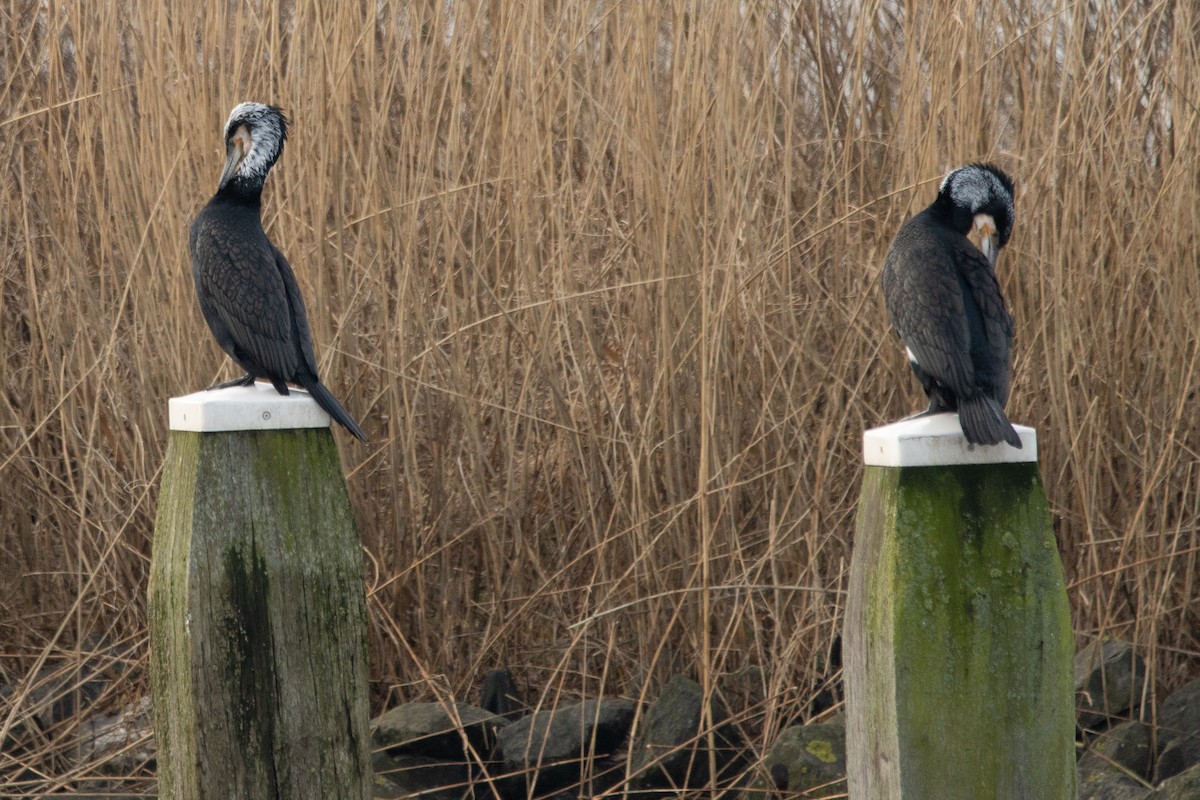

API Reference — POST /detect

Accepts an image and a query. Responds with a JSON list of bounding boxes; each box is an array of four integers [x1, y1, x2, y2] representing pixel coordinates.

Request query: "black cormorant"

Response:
[[190, 102, 367, 442], [881, 163, 1020, 448]]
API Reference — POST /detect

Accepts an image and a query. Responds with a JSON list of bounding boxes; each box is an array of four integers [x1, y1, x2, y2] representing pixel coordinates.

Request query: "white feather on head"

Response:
[[223, 102, 288, 181]]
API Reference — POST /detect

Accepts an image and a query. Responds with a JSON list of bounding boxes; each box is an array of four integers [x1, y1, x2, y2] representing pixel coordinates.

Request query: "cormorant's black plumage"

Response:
[[190, 102, 367, 442], [881, 163, 1020, 448]]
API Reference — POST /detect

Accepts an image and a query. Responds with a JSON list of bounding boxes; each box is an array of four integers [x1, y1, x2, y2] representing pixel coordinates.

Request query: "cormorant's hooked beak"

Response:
[[217, 128, 249, 190], [973, 213, 999, 267]]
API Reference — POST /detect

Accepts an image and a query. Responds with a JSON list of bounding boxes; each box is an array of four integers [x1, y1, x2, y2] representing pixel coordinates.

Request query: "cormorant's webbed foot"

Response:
[[900, 397, 957, 421], [901, 408, 947, 421], [208, 373, 256, 390], [922, 393, 957, 415]]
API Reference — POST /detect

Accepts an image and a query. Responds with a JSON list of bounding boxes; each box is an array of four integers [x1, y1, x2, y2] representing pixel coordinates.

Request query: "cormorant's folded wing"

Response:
[[881, 226, 975, 396], [191, 219, 300, 382]]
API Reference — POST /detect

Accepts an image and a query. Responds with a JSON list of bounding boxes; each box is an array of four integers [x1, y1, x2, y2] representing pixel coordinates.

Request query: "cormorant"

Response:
[[881, 163, 1020, 448], [190, 102, 367, 442]]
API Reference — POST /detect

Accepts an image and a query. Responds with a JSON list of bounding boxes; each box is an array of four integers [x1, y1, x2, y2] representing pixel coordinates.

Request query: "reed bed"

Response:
[[1, 0, 1197, 794]]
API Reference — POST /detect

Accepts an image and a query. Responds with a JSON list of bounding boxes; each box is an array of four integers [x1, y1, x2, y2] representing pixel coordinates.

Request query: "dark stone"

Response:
[[582, 754, 631, 797], [480, 669, 525, 721], [0, 683, 41, 785], [1154, 678, 1200, 782], [1075, 639, 1147, 730], [1075, 767, 1151, 800], [2, 678, 153, 797], [1150, 763, 1200, 800], [17, 635, 129, 731], [371, 702, 509, 761], [627, 675, 744, 796], [752, 721, 846, 796], [75, 695, 155, 775], [496, 697, 636, 795], [1078, 720, 1152, 782], [371, 753, 468, 799]]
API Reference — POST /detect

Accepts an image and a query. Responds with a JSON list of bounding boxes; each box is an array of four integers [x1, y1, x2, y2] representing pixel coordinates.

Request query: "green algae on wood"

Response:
[[845, 461, 1075, 799], [149, 428, 370, 800]]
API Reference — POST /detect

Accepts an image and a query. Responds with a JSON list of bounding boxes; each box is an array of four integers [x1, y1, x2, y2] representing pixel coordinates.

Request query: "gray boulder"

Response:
[[1075, 639, 1146, 730], [1, 683, 40, 787], [1154, 677, 1200, 782], [371, 702, 509, 761], [1075, 767, 1151, 800], [496, 697, 636, 795], [753, 720, 846, 796], [75, 694, 155, 777], [1078, 720, 1151, 782], [626, 675, 743, 796], [1150, 762, 1200, 800], [372, 753, 468, 799]]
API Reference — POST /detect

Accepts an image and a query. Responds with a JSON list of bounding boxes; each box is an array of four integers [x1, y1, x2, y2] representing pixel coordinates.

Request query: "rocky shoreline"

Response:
[[3, 638, 1198, 798]]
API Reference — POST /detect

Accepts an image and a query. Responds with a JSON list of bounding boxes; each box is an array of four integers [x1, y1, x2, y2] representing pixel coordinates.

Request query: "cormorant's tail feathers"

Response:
[[959, 395, 1022, 449], [302, 379, 368, 442]]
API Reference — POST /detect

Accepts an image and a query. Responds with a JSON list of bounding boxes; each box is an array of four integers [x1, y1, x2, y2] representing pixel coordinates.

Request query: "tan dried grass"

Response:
[[1, 0, 1197, 794]]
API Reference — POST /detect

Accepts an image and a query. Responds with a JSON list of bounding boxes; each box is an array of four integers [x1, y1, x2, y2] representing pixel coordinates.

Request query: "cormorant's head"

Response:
[[934, 163, 1015, 265], [216, 102, 289, 193]]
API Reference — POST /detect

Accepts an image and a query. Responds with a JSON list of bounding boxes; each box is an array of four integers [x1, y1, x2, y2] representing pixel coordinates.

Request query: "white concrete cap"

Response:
[[863, 414, 1037, 467], [169, 382, 331, 433]]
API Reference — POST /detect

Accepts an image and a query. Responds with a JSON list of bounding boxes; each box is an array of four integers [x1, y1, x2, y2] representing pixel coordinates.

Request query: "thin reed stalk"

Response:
[[1, 1, 1197, 794]]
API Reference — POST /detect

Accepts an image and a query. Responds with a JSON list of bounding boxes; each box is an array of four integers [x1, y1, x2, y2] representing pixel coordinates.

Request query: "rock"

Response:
[[480, 669, 525, 721], [75, 694, 155, 775], [1154, 677, 1200, 782], [1076, 767, 1152, 800], [584, 754, 632, 797], [1075, 639, 1147, 730], [31, 635, 133, 731], [751, 721, 846, 796], [1078, 720, 1152, 782], [371, 753, 468, 799], [1150, 762, 1200, 800], [371, 702, 509, 761], [627, 675, 743, 796], [496, 697, 636, 795], [0, 683, 42, 786]]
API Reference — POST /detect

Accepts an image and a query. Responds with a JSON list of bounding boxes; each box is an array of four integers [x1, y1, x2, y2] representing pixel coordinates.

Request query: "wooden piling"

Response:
[[845, 414, 1075, 799], [149, 383, 370, 800]]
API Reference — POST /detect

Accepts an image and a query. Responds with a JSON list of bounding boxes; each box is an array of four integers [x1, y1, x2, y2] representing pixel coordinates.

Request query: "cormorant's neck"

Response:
[[928, 196, 973, 235], [212, 177, 265, 209]]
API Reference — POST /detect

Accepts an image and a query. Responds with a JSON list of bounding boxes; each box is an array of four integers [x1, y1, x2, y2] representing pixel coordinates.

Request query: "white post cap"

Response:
[[169, 382, 331, 433], [863, 413, 1037, 467]]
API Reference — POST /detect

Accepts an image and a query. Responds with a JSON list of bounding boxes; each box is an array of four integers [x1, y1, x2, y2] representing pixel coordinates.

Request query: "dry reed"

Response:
[[1, 0, 1198, 795]]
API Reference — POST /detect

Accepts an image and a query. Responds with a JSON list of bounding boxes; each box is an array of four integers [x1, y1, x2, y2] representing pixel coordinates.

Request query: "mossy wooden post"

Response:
[[149, 383, 370, 800], [845, 415, 1074, 799]]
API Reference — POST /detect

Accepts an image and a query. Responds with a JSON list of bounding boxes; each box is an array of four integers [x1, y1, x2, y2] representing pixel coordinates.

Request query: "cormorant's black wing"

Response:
[[953, 239, 1015, 405], [881, 215, 974, 397], [272, 245, 320, 381], [190, 210, 301, 382]]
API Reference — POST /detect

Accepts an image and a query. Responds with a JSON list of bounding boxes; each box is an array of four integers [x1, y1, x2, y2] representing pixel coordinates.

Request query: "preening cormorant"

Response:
[[881, 163, 1020, 448], [190, 102, 367, 442]]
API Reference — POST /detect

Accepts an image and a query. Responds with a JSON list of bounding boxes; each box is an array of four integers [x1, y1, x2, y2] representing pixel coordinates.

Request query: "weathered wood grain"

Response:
[[846, 461, 1074, 799], [150, 428, 369, 800]]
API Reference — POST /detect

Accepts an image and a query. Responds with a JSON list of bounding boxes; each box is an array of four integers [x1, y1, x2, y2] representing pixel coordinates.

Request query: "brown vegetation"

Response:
[[2, 0, 1198, 794]]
